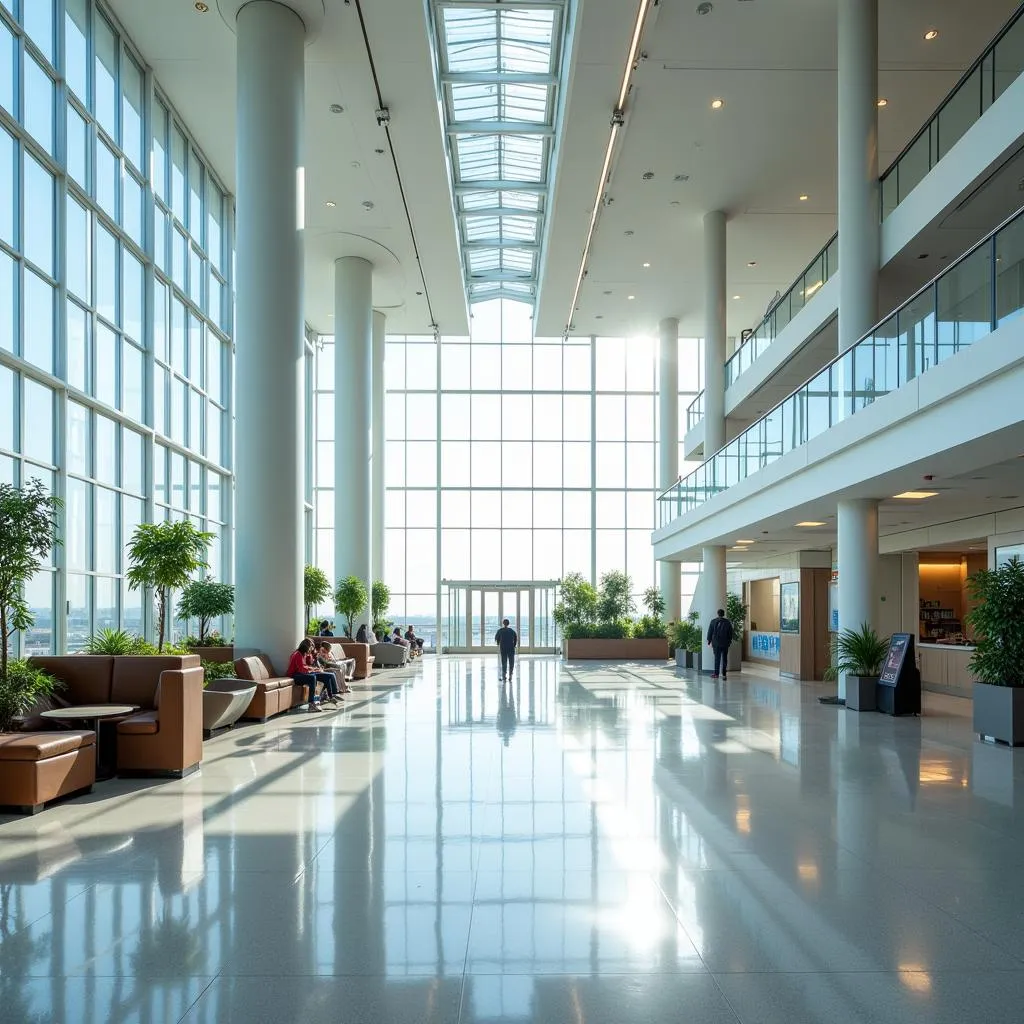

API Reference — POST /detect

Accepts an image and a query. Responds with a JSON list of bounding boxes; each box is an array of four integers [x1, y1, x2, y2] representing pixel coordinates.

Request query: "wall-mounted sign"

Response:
[[750, 631, 781, 661]]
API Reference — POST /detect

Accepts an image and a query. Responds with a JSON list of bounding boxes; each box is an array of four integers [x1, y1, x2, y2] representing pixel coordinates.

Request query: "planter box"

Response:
[[974, 682, 1024, 746], [728, 645, 742, 673], [845, 674, 878, 712], [564, 638, 670, 661], [189, 646, 234, 664], [675, 649, 696, 669]]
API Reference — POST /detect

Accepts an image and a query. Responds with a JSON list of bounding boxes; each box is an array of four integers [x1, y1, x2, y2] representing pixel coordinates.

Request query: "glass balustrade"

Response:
[[685, 390, 704, 431], [658, 205, 1024, 528]]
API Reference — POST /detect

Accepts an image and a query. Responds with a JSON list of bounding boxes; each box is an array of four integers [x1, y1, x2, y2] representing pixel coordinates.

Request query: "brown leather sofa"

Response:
[[0, 731, 96, 814], [28, 655, 204, 777], [233, 655, 305, 720]]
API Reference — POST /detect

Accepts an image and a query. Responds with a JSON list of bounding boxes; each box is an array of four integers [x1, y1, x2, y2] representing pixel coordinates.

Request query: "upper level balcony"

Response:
[[657, 202, 1024, 555], [684, 5, 1024, 460]]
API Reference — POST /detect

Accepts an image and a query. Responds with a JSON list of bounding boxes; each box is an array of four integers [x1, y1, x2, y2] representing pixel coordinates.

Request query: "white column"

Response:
[[837, 498, 879, 698], [703, 210, 727, 455], [335, 256, 374, 634], [233, 1, 305, 668], [658, 316, 681, 621], [701, 545, 726, 670], [838, 0, 879, 352], [371, 309, 386, 585]]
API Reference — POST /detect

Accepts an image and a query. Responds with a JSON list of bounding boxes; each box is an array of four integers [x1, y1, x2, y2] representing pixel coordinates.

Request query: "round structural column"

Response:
[[701, 545, 727, 665], [335, 256, 374, 633], [837, 498, 879, 698], [658, 316, 681, 620], [371, 309, 386, 585], [703, 210, 727, 455], [233, 1, 306, 667], [838, 0, 880, 352]]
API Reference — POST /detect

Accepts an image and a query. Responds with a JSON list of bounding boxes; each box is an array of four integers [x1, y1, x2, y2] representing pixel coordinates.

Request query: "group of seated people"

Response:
[[354, 623, 424, 657], [286, 638, 356, 713]]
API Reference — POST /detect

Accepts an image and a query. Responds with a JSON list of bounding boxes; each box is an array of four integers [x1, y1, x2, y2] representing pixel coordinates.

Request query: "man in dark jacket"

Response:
[[706, 608, 734, 681], [495, 618, 518, 680]]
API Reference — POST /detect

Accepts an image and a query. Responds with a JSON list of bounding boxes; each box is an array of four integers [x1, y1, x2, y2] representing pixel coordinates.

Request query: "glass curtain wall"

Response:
[[0, 0, 234, 655], [312, 300, 702, 635]]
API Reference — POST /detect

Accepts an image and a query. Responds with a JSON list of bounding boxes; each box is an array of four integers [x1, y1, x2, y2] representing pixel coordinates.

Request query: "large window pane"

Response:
[[23, 270, 54, 374], [23, 54, 55, 155], [94, 13, 118, 140], [0, 126, 13, 247], [24, 0, 55, 66], [66, 194, 90, 301], [123, 249, 143, 342], [65, 0, 88, 102], [95, 322, 116, 407], [67, 400, 90, 477], [66, 102, 87, 187], [0, 20, 14, 117], [96, 225, 116, 323], [0, 363, 14, 451], [23, 379, 54, 465], [0, 250, 13, 354], [23, 152, 54, 275], [66, 299, 89, 392], [122, 55, 144, 171]]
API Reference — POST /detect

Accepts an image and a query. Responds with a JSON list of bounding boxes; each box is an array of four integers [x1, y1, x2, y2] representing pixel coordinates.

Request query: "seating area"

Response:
[[0, 731, 96, 815]]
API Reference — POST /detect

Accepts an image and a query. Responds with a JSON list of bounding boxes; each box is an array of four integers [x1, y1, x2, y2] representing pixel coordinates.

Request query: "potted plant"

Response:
[[83, 629, 157, 655], [372, 580, 392, 637], [670, 612, 702, 669], [823, 623, 889, 711], [304, 565, 331, 630], [634, 586, 668, 646], [0, 479, 62, 686], [966, 557, 1024, 745], [177, 579, 235, 661], [726, 592, 747, 673], [126, 520, 213, 652], [553, 572, 598, 643], [0, 659, 62, 733], [334, 576, 369, 639]]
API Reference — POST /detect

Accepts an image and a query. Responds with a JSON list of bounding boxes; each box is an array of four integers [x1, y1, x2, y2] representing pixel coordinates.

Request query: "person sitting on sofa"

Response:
[[318, 620, 335, 637], [404, 626, 425, 654], [356, 624, 379, 645], [286, 639, 341, 712], [315, 641, 354, 693], [391, 628, 411, 650]]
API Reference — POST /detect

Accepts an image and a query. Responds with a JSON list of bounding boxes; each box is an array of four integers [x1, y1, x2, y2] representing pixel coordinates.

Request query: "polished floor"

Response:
[[3, 657, 1024, 1023]]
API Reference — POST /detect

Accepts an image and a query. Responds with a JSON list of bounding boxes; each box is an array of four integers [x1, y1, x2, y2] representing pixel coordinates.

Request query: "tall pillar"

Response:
[[371, 310, 386, 585], [335, 256, 374, 634], [701, 545, 727, 669], [233, 1, 305, 667], [837, 498, 879, 698], [658, 316, 681, 621], [838, 0, 879, 352], [703, 210, 727, 455]]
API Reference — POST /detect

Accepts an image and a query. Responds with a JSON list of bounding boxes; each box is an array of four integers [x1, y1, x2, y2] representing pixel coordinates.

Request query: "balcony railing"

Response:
[[659, 203, 1024, 529], [685, 3, 1024, 429]]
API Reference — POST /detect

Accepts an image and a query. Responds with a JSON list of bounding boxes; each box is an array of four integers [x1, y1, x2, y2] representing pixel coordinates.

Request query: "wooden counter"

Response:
[[918, 644, 976, 698]]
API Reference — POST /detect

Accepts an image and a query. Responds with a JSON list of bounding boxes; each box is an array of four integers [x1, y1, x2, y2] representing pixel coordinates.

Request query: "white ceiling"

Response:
[[107, 0, 1020, 339]]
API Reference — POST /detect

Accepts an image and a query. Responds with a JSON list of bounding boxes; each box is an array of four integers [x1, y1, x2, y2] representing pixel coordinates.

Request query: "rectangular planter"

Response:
[[728, 645, 742, 673], [675, 649, 696, 669], [564, 638, 670, 661], [973, 682, 1024, 746], [845, 674, 878, 712]]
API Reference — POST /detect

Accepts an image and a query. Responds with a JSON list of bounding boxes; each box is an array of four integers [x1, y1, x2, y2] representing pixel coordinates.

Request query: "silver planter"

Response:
[[973, 682, 1024, 746], [845, 674, 878, 712]]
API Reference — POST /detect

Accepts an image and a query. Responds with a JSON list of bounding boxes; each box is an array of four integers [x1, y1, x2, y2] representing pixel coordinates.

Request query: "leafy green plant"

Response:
[[183, 630, 229, 648], [0, 659, 61, 732], [126, 520, 212, 652], [304, 565, 332, 626], [823, 623, 890, 681], [83, 628, 156, 656], [966, 557, 1024, 687], [597, 570, 635, 624], [334, 576, 369, 638], [0, 479, 62, 682], [553, 572, 599, 638], [200, 660, 230, 688], [372, 580, 391, 623], [726, 592, 747, 644], [669, 611, 702, 654], [306, 617, 322, 637], [642, 586, 666, 618], [593, 618, 634, 640], [177, 579, 234, 644], [634, 614, 666, 639]]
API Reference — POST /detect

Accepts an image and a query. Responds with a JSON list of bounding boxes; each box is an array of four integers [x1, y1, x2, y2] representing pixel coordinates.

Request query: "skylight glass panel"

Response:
[[460, 191, 500, 211], [471, 281, 501, 299], [502, 216, 537, 242], [465, 215, 500, 241], [442, 10, 498, 73], [502, 135, 545, 182], [468, 248, 501, 274], [503, 281, 534, 296], [499, 190, 541, 211], [499, 10, 556, 73], [503, 248, 535, 275], [450, 83, 500, 121], [456, 134, 499, 181], [503, 83, 551, 123]]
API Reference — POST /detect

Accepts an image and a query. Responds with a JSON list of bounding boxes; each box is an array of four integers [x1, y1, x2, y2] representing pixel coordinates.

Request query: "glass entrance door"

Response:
[[441, 580, 559, 654]]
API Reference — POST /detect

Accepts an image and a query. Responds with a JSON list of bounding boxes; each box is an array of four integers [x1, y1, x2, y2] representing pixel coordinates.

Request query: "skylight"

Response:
[[431, 1, 570, 305]]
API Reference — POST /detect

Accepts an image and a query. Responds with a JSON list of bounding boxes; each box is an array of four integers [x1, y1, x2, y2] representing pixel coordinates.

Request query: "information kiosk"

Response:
[[877, 633, 921, 716]]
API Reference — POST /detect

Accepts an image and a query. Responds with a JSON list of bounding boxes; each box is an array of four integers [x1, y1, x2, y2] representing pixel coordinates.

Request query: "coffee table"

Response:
[[40, 704, 139, 777]]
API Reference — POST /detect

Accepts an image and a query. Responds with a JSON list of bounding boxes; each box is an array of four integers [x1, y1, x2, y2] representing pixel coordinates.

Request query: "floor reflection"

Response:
[[2, 657, 1024, 1023]]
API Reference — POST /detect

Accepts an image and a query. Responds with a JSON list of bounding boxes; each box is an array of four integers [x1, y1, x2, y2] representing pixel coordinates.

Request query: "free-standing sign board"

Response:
[[877, 633, 920, 715], [879, 633, 912, 687]]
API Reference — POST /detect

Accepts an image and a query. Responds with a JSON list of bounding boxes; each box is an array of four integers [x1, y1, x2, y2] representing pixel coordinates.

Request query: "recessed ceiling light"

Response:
[[799, 194, 809, 202], [627, 294, 635, 300], [796, 521, 827, 527], [325, 201, 336, 208], [747, 260, 757, 267], [732, 294, 741, 300], [893, 490, 938, 499], [877, 98, 888, 107], [735, 539, 755, 545], [194, 1, 209, 11], [924, 29, 939, 41], [643, 262, 651, 268], [711, 98, 725, 110]]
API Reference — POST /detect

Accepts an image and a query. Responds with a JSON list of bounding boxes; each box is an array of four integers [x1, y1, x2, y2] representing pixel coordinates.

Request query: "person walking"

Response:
[[706, 608, 734, 681], [495, 618, 518, 681]]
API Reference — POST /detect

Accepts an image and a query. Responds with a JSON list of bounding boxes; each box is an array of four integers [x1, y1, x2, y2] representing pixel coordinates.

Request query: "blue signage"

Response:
[[750, 631, 781, 661]]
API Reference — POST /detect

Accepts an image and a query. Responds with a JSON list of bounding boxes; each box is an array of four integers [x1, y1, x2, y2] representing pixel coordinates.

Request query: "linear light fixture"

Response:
[[796, 521, 827, 527], [565, 0, 654, 333], [893, 490, 938, 499]]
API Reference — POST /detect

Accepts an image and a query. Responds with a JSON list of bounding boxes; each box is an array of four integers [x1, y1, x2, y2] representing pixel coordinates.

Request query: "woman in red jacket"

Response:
[[287, 639, 341, 712]]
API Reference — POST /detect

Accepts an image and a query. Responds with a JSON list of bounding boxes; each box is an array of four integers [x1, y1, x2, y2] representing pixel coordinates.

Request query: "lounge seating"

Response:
[[233, 655, 305, 720], [0, 731, 96, 814], [203, 679, 258, 735], [371, 642, 409, 668], [27, 656, 204, 778], [306, 639, 375, 679]]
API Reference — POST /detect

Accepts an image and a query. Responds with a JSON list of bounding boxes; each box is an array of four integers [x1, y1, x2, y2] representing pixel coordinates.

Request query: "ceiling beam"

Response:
[[454, 181, 547, 194], [441, 71, 557, 86], [466, 270, 537, 282], [460, 206, 542, 219], [463, 240, 540, 251], [448, 120, 554, 136]]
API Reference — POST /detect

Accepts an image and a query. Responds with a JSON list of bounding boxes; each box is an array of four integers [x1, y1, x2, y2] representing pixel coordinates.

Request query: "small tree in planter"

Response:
[[669, 612, 702, 668], [726, 592, 748, 672], [597, 570, 635, 627], [372, 580, 391, 636], [635, 585, 668, 639], [126, 520, 213, 652], [0, 479, 62, 682], [966, 557, 1024, 745], [334, 576, 369, 639], [553, 573, 598, 639], [304, 565, 331, 628], [823, 623, 889, 711], [177, 579, 234, 645]]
